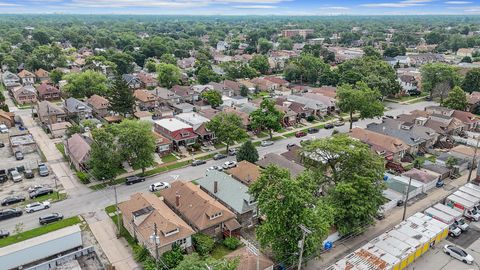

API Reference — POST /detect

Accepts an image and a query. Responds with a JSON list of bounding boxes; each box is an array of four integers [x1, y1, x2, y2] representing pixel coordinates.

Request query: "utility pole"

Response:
[[402, 177, 413, 221], [297, 224, 312, 270], [112, 178, 120, 238], [467, 134, 480, 183], [151, 222, 160, 270]]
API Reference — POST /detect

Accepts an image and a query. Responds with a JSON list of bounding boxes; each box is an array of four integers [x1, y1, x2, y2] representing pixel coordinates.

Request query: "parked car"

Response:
[[0, 142, 4, 148], [443, 245, 474, 264], [206, 166, 223, 172], [29, 187, 54, 199], [10, 169, 22, 182], [39, 213, 63, 225], [1, 195, 26, 206], [228, 148, 237, 156], [295, 131, 307, 138], [261, 140, 274, 147], [38, 163, 49, 177], [28, 185, 45, 193], [14, 151, 24, 160], [24, 169, 34, 179], [125, 175, 145, 185], [149, 182, 171, 192], [0, 230, 9, 238], [333, 121, 345, 127], [436, 179, 445, 188], [25, 201, 50, 213], [223, 161, 237, 169], [0, 124, 8, 133], [191, 159, 207, 166], [324, 123, 334, 129], [0, 169, 6, 183], [307, 127, 319, 134], [213, 153, 227, 160], [0, 208, 22, 221]]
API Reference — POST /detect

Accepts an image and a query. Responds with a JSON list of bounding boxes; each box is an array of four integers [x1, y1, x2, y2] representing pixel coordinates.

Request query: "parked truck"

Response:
[[454, 191, 480, 210], [445, 194, 480, 221], [459, 186, 480, 207], [465, 183, 480, 193], [424, 207, 462, 237], [433, 203, 470, 231]]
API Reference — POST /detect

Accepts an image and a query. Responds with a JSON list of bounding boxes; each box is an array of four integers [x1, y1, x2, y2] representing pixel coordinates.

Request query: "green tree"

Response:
[[27, 45, 67, 71], [108, 51, 134, 75], [249, 166, 334, 265], [66, 124, 84, 138], [144, 58, 157, 73], [462, 68, 480, 93], [257, 38, 273, 54], [250, 99, 284, 139], [249, 54, 270, 74], [116, 119, 156, 174], [461, 56, 473, 63], [301, 134, 386, 234], [421, 63, 459, 101], [236, 140, 259, 163], [63, 70, 109, 98], [174, 253, 238, 270], [88, 128, 121, 181], [157, 63, 181, 88], [337, 82, 384, 130], [443, 86, 468, 111], [192, 233, 215, 256], [2, 55, 17, 70], [363, 46, 381, 59], [161, 244, 184, 269], [284, 54, 330, 85], [107, 77, 135, 116], [240, 85, 249, 97], [201, 90, 222, 108], [278, 37, 294, 50], [160, 53, 177, 65], [197, 66, 220, 84], [32, 30, 50, 45], [49, 69, 63, 85], [206, 112, 248, 152]]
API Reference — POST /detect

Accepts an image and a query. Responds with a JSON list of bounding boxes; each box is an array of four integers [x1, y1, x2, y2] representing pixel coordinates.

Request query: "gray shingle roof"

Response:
[[366, 118, 436, 146]]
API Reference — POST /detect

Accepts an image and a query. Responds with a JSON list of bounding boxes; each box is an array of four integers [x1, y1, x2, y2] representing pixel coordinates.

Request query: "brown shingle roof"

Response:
[[160, 181, 236, 231], [402, 168, 438, 183], [118, 193, 195, 248], [66, 133, 91, 164], [350, 128, 409, 155], [34, 68, 49, 78], [256, 153, 305, 177], [37, 83, 60, 96], [18, 69, 35, 78], [468, 91, 480, 105], [134, 89, 156, 103], [226, 161, 261, 186], [86, 94, 109, 110]]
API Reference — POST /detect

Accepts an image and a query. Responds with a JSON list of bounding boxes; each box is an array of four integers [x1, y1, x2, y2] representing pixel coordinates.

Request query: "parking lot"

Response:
[[407, 222, 480, 270], [0, 129, 60, 211]]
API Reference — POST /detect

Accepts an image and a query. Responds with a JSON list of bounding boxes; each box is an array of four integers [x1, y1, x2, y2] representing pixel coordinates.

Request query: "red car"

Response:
[[295, 131, 307, 138]]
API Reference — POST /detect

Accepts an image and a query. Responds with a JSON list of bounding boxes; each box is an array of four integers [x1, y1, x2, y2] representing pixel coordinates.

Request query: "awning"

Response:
[[224, 219, 241, 231]]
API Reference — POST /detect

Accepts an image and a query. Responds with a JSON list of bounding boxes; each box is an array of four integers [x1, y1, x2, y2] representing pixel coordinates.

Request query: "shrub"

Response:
[[306, 115, 315, 122], [192, 233, 215, 256], [76, 171, 90, 184], [161, 244, 184, 268], [134, 245, 150, 262], [223, 237, 241, 250], [332, 129, 339, 135]]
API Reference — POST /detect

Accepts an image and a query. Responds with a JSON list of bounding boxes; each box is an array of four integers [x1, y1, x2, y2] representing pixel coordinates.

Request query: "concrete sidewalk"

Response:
[[87, 216, 140, 270], [305, 173, 470, 269]]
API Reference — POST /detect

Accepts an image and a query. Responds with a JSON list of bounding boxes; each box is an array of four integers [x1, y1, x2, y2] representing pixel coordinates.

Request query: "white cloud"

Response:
[[0, 2, 21, 6], [233, 5, 277, 8], [320, 6, 351, 10], [445, 1, 472, 4], [361, 0, 433, 8]]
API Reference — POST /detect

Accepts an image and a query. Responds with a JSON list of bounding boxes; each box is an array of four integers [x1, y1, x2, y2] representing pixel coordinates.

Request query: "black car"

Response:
[[125, 175, 145, 185], [0, 230, 9, 238], [324, 123, 334, 129], [307, 127, 319, 134], [191, 159, 207, 166], [213, 153, 227, 160], [29, 187, 53, 199], [0, 142, 4, 148], [14, 151, 24, 160], [39, 213, 63, 225], [1, 195, 26, 206], [0, 208, 22, 221], [24, 169, 34, 179]]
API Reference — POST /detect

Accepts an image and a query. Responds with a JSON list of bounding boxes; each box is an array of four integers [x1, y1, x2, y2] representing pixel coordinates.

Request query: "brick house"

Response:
[[0, 110, 15, 128], [160, 181, 240, 239], [12, 85, 37, 104], [350, 127, 410, 162], [17, 70, 35, 85], [66, 133, 91, 171], [137, 72, 158, 88], [86, 95, 110, 118], [37, 83, 61, 101], [134, 89, 157, 111], [34, 68, 50, 83], [65, 97, 93, 121], [36, 101, 67, 126], [153, 118, 198, 149], [197, 170, 258, 227], [152, 131, 172, 156], [119, 193, 195, 255]]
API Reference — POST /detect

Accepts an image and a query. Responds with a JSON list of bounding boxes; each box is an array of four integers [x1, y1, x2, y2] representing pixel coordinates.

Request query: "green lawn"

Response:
[[271, 136, 283, 141], [283, 131, 297, 138], [256, 132, 269, 138], [29, 192, 66, 204], [105, 205, 137, 248], [391, 92, 428, 102], [253, 141, 261, 147], [55, 143, 68, 160], [161, 153, 178, 163], [211, 243, 235, 260], [0, 216, 82, 248]]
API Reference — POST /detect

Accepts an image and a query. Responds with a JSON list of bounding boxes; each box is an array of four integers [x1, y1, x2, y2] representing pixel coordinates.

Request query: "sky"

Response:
[[2, 0, 480, 15]]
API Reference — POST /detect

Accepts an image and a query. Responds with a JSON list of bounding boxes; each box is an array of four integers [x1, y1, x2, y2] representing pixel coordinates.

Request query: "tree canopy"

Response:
[[443, 86, 468, 111], [63, 70, 109, 98], [249, 99, 284, 139], [206, 112, 248, 152], [462, 68, 480, 93], [236, 140, 259, 163], [421, 63, 459, 101], [157, 63, 181, 88]]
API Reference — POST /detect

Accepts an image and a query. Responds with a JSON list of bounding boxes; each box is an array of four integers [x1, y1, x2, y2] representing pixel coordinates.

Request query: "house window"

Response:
[[180, 132, 190, 138], [163, 228, 179, 237], [176, 238, 187, 245], [209, 212, 223, 220]]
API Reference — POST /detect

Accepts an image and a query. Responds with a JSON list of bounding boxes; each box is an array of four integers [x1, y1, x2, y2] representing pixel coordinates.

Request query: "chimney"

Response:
[[175, 194, 180, 207], [214, 181, 218, 193]]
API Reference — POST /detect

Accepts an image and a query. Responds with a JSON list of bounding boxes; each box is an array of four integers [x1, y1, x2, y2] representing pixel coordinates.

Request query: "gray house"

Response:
[[197, 170, 258, 227], [65, 97, 93, 121]]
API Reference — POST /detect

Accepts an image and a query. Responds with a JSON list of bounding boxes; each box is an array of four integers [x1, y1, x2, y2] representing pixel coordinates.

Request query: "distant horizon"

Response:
[[1, 0, 480, 16]]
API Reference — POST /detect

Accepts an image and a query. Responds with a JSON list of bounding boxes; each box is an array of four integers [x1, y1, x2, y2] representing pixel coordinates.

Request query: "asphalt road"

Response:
[[0, 101, 437, 234]]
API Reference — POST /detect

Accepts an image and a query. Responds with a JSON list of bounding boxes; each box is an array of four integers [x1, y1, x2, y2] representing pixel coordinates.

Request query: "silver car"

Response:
[[25, 201, 51, 213], [10, 170, 22, 182]]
